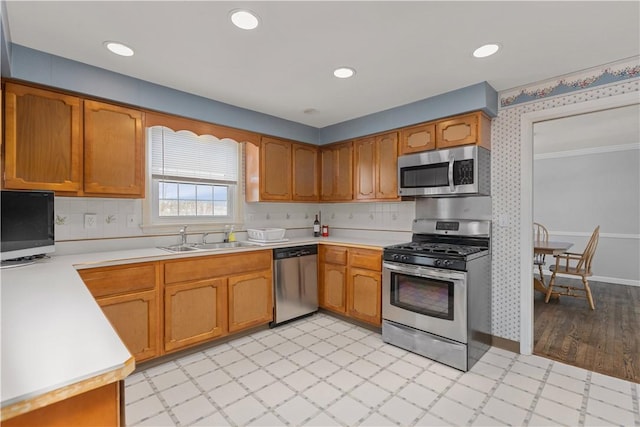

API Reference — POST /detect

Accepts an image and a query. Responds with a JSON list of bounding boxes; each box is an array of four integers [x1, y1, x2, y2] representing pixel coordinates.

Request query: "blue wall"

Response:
[[7, 44, 498, 145]]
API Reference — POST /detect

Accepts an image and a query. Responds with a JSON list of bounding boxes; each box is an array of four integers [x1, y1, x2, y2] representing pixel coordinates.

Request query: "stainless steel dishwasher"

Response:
[[272, 244, 318, 326]]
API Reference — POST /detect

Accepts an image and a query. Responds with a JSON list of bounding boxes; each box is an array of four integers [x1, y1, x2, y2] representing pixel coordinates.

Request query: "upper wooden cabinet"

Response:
[[245, 136, 319, 202], [399, 122, 436, 155], [436, 111, 491, 150], [3, 83, 83, 192], [83, 100, 145, 197], [399, 111, 491, 155], [320, 141, 353, 201], [292, 142, 319, 201], [2, 82, 146, 197], [354, 132, 398, 201]]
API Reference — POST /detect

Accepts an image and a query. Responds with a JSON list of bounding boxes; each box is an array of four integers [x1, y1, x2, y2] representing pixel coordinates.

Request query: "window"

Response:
[[145, 126, 242, 227]]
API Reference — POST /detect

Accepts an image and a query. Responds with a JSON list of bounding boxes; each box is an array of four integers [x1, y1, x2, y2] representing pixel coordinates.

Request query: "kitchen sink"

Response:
[[189, 241, 255, 250], [158, 241, 257, 253], [158, 245, 199, 253]]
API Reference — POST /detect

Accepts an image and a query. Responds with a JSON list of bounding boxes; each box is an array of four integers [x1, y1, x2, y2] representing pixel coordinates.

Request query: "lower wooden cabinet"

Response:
[[97, 290, 159, 362], [78, 263, 160, 362], [228, 270, 273, 332], [319, 245, 382, 327], [164, 278, 227, 352]]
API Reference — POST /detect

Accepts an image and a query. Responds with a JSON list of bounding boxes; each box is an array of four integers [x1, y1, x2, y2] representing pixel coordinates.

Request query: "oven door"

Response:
[[382, 261, 467, 343]]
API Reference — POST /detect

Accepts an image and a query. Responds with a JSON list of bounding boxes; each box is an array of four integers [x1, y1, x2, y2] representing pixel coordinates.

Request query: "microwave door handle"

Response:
[[448, 156, 455, 192]]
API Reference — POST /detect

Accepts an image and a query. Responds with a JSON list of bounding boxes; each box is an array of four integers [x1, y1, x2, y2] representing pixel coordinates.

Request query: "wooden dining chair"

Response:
[[545, 226, 600, 310], [533, 222, 549, 285]]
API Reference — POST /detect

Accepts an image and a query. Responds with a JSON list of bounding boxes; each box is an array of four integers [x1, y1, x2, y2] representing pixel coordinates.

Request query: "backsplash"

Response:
[[54, 198, 416, 242]]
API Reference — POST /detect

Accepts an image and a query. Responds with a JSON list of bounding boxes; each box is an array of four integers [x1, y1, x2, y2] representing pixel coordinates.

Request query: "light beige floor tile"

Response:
[[171, 395, 217, 426], [378, 396, 424, 425], [253, 381, 296, 408], [159, 380, 201, 407], [125, 395, 165, 425], [273, 395, 319, 425], [303, 381, 342, 408], [483, 396, 529, 426], [223, 395, 267, 426], [326, 395, 370, 425], [533, 397, 581, 426]]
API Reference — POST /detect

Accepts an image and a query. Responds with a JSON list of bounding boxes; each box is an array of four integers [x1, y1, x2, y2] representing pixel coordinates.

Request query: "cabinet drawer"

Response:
[[322, 246, 348, 265], [164, 251, 272, 285], [78, 263, 157, 298], [349, 248, 382, 271]]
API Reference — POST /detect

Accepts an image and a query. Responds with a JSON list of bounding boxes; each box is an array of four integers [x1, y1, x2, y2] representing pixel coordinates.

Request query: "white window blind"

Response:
[[150, 126, 238, 183]]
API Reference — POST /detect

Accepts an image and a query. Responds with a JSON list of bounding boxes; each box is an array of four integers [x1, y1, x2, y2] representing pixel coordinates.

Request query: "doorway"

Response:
[[531, 104, 640, 382], [518, 91, 639, 380]]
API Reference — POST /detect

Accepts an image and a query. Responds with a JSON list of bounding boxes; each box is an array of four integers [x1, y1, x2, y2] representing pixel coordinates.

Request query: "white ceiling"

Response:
[[4, 1, 640, 128]]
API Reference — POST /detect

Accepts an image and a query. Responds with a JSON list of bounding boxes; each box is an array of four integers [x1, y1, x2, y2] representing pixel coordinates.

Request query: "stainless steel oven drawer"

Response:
[[382, 319, 468, 371]]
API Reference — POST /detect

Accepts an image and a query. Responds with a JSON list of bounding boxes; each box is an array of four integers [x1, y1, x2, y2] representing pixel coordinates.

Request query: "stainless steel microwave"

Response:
[[398, 145, 490, 197]]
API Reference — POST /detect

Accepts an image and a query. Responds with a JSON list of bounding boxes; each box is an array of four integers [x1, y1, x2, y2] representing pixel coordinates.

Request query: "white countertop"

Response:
[[0, 235, 405, 412]]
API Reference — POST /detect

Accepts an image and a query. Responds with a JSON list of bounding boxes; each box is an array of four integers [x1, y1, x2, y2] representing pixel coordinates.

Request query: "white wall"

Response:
[[534, 147, 640, 284]]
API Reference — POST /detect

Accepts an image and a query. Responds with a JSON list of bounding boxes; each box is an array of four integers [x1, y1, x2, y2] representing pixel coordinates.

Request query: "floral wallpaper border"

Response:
[[500, 56, 640, 108]]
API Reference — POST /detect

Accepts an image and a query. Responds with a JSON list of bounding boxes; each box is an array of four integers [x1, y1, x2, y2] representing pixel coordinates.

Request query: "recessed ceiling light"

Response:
[[230, 9, 259, 30], [333, 67, 356, 79], [104, 41, 134, 57], [473, 43, 500, 58]]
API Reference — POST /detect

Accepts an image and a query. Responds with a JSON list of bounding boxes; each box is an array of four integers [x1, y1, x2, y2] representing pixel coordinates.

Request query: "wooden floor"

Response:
[[534, 277, 640, 383]]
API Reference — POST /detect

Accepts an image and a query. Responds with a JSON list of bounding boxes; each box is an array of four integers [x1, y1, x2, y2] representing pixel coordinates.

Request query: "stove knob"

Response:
[[443, 260, 452, 267], [400, 255, 410, 261], [392, 254, 400, 261], [434, 259, 442, 267]]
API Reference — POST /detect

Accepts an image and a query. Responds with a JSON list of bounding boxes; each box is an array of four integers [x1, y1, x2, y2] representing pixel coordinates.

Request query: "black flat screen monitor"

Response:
[[1, 190, 55, 265]]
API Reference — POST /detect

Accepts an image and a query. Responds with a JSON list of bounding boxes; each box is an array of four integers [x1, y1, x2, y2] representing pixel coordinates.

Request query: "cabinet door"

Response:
[[354, 137, 376, 200], [228, 270, 273, 332], [260, 137, 291, 200], [319, 263, 347, 314], [375, 132, 399, 199], [292, 143, 319, 201], [320, 146, 335, 200], [164, 278, 228, 352], [347, 268, 382, 326], [399, 123, 436, 154], [334, 142, 353, 200], [436, 113, 479, 149], [97, 289, 159, 361], [83, 100, 144, 197], [3, 83, 83, 192]]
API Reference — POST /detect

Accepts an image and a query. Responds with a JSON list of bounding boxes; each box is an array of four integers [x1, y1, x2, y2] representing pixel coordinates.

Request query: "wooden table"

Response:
[[534, 240, 573, 298]]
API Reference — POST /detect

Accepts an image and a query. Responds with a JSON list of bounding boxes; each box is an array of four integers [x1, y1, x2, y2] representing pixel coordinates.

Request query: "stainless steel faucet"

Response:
[[202, 232, 211, 244], [179, 225, 188, 246]]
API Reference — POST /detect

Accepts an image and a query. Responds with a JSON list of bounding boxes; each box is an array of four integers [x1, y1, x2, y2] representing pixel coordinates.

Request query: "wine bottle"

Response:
[[313, 214, 320, 237]]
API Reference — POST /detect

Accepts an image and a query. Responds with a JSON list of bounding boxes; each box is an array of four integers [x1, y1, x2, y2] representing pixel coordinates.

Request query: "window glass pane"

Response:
[[197, 185, 213, 200], [159, 200, 178, 216], [197, 200, 214, 215], [213, 201, 228, 216], [213, 185, 227, 201], [180, 184, 197, 201], [160, 182, 178, 199], [179, 199, 197, 216]]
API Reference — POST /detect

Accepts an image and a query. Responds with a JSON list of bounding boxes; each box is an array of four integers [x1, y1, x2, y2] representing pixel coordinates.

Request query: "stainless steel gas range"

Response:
[[382, 218, 491, 372]]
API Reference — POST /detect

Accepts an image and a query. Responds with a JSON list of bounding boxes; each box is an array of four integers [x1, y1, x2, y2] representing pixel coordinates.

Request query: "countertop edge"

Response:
[[1, 356, 135, 421]]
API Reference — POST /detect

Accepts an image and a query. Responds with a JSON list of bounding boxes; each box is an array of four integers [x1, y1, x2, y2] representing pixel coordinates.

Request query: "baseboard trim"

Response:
[[491, 335, 520, 353]]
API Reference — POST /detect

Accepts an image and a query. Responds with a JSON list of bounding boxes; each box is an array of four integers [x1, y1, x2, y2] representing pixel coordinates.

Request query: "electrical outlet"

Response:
[[126, 214, 137, 228], [84, 213, 97, 229]]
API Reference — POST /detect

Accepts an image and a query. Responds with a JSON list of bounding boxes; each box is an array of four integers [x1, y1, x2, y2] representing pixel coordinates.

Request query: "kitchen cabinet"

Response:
[[163, 250, 272, 350], [436, 111, 491, 150], [319, 245, 382, 327], [228, 270, 273, 332], [83, 100, 145, 197], [320, 141, 353, 201], [346, 248, 382, 326], [292, 142, 319, 201], [78, 263, 160, 362], [399, 122, 436, 155], [164, 278, 227, 352], [3, 82, 83, 193], [2, 82, 146, 197], [353, 132, 398, 201], [245, 137, 319, 202]]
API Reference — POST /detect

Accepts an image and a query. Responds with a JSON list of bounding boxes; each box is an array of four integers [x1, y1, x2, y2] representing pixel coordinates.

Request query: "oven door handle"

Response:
[[383, 261, 465, 281]]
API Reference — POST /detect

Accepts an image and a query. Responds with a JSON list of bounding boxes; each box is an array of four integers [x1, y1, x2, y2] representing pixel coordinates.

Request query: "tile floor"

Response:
[[125, 313, 640, 426]]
